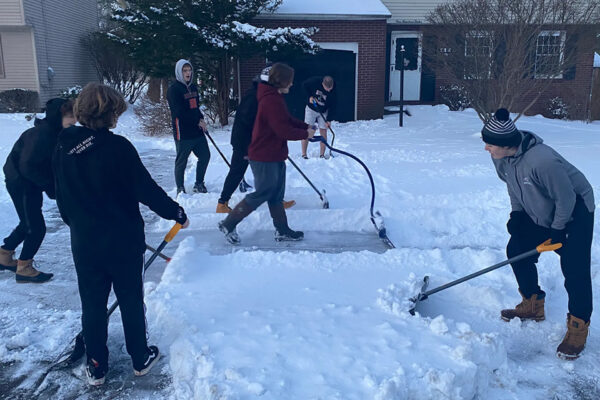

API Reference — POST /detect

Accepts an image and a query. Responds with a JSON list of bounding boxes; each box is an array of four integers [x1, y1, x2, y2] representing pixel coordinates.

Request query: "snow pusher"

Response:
[[32, 223, 183, 391], [309, 136, 395, 249], [408, 239, 562, 315], [287, 155, 329, 209], [204, 129, 252, 193], [312, 99, 337, 158]]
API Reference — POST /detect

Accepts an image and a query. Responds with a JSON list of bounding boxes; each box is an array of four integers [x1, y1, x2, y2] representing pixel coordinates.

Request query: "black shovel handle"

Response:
[[205, 129, 251, 190], [422, 240, 563, 298], [106, 223, 182, 317]]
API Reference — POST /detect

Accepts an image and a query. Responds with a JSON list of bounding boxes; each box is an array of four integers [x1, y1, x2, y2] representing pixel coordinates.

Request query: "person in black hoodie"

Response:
[[301, 76, 336, 159], [166, 59, 210, 195], [53, 83, 189, 386], [215, 66, 296, 213], [1, 98, 75, 283]]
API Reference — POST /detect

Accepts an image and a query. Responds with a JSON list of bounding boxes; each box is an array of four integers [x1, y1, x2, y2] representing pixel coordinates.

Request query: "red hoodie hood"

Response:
[[256, 82, 280, 102]]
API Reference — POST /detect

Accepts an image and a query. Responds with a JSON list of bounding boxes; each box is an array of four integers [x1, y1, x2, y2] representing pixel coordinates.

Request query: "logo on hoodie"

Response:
[[68, 135, 95, 155], [523, 177, 532, 186]]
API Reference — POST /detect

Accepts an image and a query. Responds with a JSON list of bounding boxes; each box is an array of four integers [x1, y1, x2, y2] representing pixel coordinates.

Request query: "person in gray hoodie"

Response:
[[166, 59, 210, 194], [482, 108, 594, 360]]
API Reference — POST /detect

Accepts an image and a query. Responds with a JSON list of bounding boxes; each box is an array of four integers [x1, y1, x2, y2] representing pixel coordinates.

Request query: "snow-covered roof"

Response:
[[263, 0, 391, 19], [594, 52, 600, 68]]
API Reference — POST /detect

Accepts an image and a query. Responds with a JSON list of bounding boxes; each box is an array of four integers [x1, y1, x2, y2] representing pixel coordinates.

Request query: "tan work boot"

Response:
[[282, 200, 296, 209], [16, 259, 53, 283], [216, 202, 232, 213], [0, 248, 18, 272], [557, 314, 589, 360], [501, 291, 545, 322]]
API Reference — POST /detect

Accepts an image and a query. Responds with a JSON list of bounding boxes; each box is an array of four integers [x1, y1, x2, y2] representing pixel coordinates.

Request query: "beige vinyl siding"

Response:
[[0, 29, 39, 92], [22, 0, 99, 102], [0, 0, 25, 25], [382, 0, 452, 24]]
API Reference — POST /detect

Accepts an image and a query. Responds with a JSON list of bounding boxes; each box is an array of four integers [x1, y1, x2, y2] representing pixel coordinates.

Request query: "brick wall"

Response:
[[421, 27, 595, 120], [239, 18, 388, 120]]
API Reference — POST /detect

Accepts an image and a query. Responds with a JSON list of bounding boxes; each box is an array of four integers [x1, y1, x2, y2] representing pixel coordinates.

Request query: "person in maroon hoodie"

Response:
[[218, 63, 315, 244]]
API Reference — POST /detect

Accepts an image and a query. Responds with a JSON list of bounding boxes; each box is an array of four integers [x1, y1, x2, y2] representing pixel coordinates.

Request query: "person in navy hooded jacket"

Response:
[[166, 59, 211, 194]]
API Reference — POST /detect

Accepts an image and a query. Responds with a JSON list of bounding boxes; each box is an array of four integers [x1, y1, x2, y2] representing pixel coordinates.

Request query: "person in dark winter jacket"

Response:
[[166, 59, 211, 195], [483, 108, 594, 361], [216, 66, 296, 213], [0, 98, 75, 283], [53, 83, 189, 386], [218, 63, 315, 244], [301, 75, 336, 159]]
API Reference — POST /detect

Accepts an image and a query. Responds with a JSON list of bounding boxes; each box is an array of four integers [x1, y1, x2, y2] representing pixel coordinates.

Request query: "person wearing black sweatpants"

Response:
[[53, 83, 189, 385], [507, 197, 594, 321], [482, 108, 594, 360], [1, 98, 75, 283], [217, 68, 296, 213]]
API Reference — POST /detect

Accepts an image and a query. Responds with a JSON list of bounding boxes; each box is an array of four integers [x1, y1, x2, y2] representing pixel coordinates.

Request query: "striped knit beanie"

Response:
[[481, 108, 522, 147]]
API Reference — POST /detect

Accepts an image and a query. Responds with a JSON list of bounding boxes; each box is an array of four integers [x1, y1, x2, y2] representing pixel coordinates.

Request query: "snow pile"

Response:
[[2, 105, 600, 399], [270, 0, 391, 16]]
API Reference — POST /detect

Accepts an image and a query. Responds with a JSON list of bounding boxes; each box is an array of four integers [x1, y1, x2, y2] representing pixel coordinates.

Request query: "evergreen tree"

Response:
[[111, 0, 318, 125]]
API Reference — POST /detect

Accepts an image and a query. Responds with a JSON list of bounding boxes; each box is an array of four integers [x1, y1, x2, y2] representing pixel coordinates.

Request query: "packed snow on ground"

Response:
[[1, 105, 600, 399]]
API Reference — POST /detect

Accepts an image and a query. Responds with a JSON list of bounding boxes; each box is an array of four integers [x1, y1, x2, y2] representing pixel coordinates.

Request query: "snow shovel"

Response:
[[33, 223, 183, 390], [287, 155, 329, 209], [309, 136, 395, 248], [312, 99, 337, 158], [204, 129, 252, 193], [408, 239, 563, 315]]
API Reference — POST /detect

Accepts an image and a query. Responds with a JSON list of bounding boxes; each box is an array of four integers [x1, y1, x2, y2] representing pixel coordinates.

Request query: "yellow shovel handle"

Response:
[[165, 223, 182, 243], [537, 238, 562, 253]]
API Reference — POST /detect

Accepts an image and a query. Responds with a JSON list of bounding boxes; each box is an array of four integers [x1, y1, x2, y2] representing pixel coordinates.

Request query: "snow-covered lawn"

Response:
[[1, 106, 599, 399]]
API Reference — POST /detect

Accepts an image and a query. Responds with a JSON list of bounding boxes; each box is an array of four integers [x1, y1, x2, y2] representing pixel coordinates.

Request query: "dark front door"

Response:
[[272, 49, 356, 122]]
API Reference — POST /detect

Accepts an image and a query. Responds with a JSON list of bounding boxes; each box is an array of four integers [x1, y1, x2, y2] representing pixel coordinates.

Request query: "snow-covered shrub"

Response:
[[0, 89, 40, 113], [547, 97, 570, 120], [58, 85, 82, 99], [134, 95, 172, 137], [439, 85, 471, 111]]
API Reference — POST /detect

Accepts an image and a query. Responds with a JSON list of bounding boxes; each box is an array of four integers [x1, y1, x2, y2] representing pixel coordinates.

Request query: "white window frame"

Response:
[[464, 31, 493, 80], [535, 30, 566, 79]]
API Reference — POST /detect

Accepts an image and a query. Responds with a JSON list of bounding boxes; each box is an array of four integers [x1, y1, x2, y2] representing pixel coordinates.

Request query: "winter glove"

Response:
[[550, 228, 567, 245], [174, 206, 188, 225], [506, 211, 527, 235]]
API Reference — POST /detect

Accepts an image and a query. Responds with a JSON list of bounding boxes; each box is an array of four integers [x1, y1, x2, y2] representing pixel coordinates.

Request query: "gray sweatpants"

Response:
[[244, 161, 286, 210], [174, 136, 210, 189]]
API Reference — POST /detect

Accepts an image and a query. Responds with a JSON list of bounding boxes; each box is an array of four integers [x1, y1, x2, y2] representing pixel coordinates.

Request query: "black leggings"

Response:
[[218, 149, 248, 204], [2, 179, 46, 260]]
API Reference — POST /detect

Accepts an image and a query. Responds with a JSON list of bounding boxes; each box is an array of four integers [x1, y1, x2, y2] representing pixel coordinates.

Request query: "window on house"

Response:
[[535, 31, 566, 79], [0, 35, 5, 79], [464, 31, 493, 79]]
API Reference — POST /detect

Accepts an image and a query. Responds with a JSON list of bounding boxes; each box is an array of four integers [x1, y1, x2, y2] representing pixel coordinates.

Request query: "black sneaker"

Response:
[[133, 346, 160, 377], [218, 221, 240, 245], [274, 228, 304, 241], [302, 154, 308, 159], [86, 358, 107, 386], [193, 182, 208, 193], [177, 187, 186, 195]]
